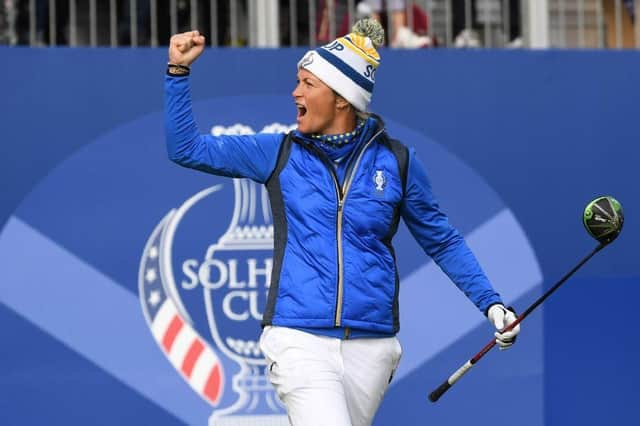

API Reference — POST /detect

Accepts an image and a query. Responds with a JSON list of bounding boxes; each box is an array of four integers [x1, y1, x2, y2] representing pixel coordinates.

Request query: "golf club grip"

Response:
[[428, 380, 451, 402], [428, 359, 474, 402]]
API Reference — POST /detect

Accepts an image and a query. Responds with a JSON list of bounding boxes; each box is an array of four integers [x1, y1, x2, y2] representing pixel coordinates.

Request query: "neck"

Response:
[[321, 110, 357, 135]]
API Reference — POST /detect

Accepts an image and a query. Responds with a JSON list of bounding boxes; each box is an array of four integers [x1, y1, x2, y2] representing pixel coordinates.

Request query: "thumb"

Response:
[[177, 39, 193, 53], [494, 313, 505, 331], [488, 304, 506, 330], [188, 30, 205, 46], [192, 35, 206, 46], [177, 31, 200, 52], [504, 309, 517, 326]]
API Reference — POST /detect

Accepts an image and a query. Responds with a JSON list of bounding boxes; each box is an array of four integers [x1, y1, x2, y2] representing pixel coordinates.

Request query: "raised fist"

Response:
[[168, 30, 206, 66]]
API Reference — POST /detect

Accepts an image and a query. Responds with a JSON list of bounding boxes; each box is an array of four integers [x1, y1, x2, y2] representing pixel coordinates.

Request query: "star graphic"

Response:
[[145, 268, 157, 283], [148, 246, 159, 259], [148, 290, 162, 307]]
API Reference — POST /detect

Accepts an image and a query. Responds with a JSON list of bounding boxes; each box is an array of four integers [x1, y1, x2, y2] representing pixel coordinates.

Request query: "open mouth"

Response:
[[296, 104, 307, 119]]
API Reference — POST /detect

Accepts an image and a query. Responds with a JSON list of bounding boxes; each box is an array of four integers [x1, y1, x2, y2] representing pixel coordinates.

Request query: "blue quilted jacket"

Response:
[[165, 75, 502, 338]]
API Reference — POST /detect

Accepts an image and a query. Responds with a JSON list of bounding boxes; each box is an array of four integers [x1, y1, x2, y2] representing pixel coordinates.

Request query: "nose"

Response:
[[292, 82, 302, 99]]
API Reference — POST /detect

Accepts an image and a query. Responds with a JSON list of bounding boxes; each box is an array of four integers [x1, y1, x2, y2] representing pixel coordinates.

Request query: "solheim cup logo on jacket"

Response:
[[374, 170, 386, 193], [139, 123, 293, 425]]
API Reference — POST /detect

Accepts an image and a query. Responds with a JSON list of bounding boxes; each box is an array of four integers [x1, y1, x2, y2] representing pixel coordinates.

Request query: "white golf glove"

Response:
[[487, 304, 520, 350]]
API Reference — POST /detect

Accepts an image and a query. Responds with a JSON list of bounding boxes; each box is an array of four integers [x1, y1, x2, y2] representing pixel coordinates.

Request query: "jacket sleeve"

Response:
[[165, 75, 282, 184], [400, 148, 502, 314]]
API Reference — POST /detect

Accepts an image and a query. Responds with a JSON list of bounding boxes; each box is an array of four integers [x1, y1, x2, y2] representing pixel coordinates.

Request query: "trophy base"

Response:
[[209, 414, 290, 426]]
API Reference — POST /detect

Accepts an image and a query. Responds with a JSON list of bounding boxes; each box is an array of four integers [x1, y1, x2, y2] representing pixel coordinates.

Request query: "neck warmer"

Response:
[[294, 117, 376, 162]]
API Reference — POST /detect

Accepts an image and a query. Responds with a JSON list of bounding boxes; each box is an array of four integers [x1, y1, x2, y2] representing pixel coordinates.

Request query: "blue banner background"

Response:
[[0, 47, 638, 426]]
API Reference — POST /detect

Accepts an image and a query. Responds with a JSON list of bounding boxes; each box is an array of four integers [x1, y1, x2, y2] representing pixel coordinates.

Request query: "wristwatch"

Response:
[[167, 63, 190, 76]]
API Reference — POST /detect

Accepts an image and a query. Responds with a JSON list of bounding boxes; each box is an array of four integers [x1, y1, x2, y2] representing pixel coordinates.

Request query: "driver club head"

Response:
[[583, 196, 624, 245]]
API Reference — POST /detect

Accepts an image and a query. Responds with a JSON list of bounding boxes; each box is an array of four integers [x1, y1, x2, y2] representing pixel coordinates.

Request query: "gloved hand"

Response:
[[487, 304, 520, 350]]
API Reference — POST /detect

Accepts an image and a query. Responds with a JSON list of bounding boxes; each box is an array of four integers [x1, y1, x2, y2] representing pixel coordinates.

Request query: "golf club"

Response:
[[428, 195, 624, 403]]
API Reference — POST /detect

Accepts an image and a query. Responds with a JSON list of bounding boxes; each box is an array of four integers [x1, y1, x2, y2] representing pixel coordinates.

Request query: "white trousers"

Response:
[[259, 326, 402, 426]]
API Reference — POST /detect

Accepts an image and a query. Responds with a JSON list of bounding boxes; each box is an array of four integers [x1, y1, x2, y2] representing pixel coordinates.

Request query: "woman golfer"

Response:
[[165, 18, 520, 426]]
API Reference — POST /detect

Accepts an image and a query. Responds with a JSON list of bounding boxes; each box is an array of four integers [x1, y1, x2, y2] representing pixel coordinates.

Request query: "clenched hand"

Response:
[[168, 30, 206, 66]]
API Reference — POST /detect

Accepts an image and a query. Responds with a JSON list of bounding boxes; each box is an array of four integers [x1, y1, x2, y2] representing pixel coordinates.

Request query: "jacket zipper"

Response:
[[293, 127, 385, 328], [334, 128, 384, 327], [335, 198, 344, 325]]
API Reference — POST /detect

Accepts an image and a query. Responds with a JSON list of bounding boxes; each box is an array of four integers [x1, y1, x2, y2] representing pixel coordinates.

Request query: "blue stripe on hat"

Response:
[[316, 47, 374, 93]]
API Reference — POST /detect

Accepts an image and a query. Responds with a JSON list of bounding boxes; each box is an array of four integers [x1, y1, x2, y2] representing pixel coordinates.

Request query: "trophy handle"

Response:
[[160, 185, 224, 324]]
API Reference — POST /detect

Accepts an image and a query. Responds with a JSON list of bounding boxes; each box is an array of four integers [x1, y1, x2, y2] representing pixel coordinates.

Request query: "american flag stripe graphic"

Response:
[[168, 319, 196, 367], [190, 347, 219, 392], [150, 299, 178, 341], [182, 340, 205, 377], [163, 315, 184, 352], [148, 300, 224, 405], [140, 213, 225, 407], [204, 364, 223, 403]]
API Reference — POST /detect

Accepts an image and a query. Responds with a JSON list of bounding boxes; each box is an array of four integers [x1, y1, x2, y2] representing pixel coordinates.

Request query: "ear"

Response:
[[335, 95, 350, 110]]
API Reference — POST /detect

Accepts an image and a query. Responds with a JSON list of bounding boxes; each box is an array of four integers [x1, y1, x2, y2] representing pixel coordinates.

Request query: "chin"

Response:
[[297, 123, 312, 134], [297, 118, 324, 135]]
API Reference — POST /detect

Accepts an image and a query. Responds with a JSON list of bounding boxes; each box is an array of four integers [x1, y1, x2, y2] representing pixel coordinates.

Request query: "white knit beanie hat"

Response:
[[298, 18, 385, 112]]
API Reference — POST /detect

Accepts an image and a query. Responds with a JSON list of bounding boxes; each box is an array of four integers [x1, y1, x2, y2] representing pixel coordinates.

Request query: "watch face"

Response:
[[168, 66, 189, 76]]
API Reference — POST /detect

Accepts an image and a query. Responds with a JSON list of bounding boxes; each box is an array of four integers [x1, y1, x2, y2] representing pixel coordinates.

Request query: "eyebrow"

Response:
[[297, 72, 321, 87], [296, 75, 315, 85]]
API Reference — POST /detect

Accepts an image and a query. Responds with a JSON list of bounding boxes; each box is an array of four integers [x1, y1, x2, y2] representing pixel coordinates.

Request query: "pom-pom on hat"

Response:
[[298, 18, 384, 112]]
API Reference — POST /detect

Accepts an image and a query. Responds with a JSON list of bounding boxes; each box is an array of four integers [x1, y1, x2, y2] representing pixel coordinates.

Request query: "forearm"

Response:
[[401, 149, 502, 313], [165, 74, 201, 164], [430, 232, 502, 314]]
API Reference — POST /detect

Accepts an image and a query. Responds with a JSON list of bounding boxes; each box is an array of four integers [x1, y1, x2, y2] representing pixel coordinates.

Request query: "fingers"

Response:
[[495, 325, 518, 350], [177, 40, 192, 53], [496, 328, 518, 342], [502, 310, 520, 336], [172, 30, 206, 52], [191, 31, 206, 46], [168, 30, 206, 66], [488, 304, 521, 350], [495, 309, 520, 350], [494, 331, 516, 350], [499, 327, 519, 339], [185, 30, 206, 47]]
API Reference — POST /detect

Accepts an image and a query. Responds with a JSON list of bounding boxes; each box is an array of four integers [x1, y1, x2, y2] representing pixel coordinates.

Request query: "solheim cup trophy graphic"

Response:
[[203, 179, 287, 425], [139, 179, 289, 426]]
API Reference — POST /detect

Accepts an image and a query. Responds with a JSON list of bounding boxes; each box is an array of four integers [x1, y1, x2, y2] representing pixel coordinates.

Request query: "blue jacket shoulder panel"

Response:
[[400, 148, 502, 314], [165, 75, 282, 183]]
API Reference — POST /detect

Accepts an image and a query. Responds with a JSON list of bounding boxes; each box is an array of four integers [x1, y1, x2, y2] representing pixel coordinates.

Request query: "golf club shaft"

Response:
[[428, 243, 605, 403]]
